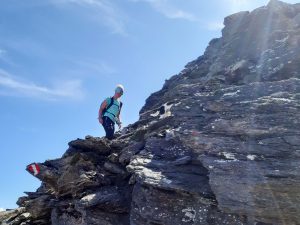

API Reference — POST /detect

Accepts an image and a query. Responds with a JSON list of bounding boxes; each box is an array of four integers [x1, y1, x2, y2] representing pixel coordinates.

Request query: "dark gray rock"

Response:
[[67, 137, 111, 156], [5, 1, 300, 225], [76, 187, 130, 213], [119, 142, 145, 165], [24, 195, 52, 219], [0, 208, 27, 225], [108, 153, 119, 163], [104, 162, 127, 176], [130, 184, 246, 225]]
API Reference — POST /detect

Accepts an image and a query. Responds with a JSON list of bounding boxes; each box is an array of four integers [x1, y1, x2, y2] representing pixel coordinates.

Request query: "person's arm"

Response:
[[116, 106, 122, 129], [98, 100, 107, 124]]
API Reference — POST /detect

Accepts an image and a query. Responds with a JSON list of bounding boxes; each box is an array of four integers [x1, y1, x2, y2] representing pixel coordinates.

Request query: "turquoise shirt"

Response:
[[103, 97, 121, 123]]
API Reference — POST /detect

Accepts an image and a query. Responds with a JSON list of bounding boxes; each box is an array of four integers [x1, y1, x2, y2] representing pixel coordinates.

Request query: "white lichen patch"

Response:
[[275, 35, 289, 43], [133, 165, 174, 187], [215, 159, 231, 163], [214, 118, 222, 122], [220, 152, 237, 160], [165, 129, 175, 140], [139, 167, 162, 180], [150, 111, 160, 117], [182, 207, 196, 222], [174, 127, 181, 131], [158, 212, 168, 217], [21, 213, 31, 218], [160, 103, 173, 119], [227, 60, 247, 73], [194, 92, 212, 97], [223, 90, 240, 97], [150, 103, 173, 119], [81, 193, 96, 202], [272, 97, 293, 103], [247, 155, 257, 160], [161, 177, 172, 184]]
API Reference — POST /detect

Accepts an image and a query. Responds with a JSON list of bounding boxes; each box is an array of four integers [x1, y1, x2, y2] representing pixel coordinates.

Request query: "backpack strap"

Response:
[[107, 97, 115, 111], [102, 98, 123, 118], [102, 97, 114, 117]]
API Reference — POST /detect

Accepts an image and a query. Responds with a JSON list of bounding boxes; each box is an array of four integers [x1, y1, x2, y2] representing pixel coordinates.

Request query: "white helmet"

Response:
[[115, 84, 124, 95]]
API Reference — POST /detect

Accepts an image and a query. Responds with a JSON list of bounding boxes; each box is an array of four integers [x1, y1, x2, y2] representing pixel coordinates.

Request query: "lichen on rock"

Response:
[[2, 1, 300, 225]]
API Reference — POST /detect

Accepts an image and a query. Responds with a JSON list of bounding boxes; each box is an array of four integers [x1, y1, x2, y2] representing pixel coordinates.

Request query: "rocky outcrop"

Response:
[[1, 0, 300, 224]]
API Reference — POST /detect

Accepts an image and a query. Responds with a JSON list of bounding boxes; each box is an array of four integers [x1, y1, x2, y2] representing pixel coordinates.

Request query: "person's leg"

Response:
[[102, 116, 115, 140]]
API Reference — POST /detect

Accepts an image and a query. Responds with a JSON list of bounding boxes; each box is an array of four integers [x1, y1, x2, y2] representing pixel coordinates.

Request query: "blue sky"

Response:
[[0, 0, 298, 209]]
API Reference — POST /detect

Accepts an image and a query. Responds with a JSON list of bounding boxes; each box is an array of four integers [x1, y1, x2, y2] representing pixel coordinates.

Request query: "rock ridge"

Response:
[[1, 1, 300, 225]]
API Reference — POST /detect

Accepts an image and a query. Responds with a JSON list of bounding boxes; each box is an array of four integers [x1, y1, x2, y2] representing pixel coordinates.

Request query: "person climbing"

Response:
[[98, 84, 124, 140]]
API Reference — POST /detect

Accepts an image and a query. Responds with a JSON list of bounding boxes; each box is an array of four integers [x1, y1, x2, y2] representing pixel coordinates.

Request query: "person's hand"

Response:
[[116, 120, 122, 130], [98, 117, 103, 124]]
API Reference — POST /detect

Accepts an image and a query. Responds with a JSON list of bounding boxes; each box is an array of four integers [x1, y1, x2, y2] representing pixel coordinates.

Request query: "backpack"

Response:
[[102, 97, 123, 118]]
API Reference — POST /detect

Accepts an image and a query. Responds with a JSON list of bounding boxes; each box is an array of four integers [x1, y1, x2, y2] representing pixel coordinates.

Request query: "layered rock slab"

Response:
[[2, 1, 300, 225]]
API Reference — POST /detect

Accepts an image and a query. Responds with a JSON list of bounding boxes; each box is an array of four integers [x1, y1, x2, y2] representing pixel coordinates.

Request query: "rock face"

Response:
[[1, 0, 300, 224]]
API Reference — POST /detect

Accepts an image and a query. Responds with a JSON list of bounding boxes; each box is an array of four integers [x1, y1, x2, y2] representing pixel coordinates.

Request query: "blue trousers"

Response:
[[102, 116, 115, 140]]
